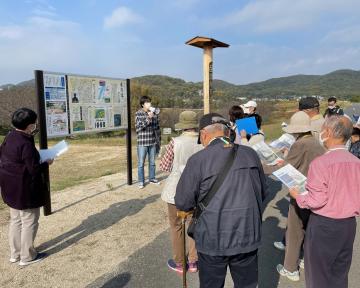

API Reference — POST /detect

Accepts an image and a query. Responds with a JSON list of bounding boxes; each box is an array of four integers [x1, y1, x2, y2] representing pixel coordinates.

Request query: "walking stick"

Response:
[[177, 211, 193, 288]]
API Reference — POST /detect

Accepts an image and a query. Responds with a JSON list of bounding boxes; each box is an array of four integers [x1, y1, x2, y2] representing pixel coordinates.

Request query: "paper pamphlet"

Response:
[[39, 140, 69, 162], [235, 117, 259, 135], [272, 164, 307, 193], [270, 133, 296, 150], [252, 141, 283, 166]]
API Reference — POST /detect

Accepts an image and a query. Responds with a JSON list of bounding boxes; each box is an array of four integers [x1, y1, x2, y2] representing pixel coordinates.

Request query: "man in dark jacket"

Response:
[[175, 113, 267, 288]]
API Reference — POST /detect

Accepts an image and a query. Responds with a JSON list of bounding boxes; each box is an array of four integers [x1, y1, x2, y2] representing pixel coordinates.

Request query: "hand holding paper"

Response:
[[39, 140, 69, 163]]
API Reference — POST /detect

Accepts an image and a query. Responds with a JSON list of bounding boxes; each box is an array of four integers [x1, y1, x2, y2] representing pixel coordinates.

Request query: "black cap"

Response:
[[299, 97, 320, 110], [198, 113, 230, 144]]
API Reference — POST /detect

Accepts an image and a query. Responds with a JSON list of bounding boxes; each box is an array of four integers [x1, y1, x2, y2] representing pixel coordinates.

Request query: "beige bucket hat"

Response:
[[175, 111, 198, 130], [283, 111, 311, 134]]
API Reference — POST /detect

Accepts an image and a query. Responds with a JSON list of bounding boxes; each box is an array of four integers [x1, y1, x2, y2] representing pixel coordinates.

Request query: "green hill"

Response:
[[1, 69, 360, 128]]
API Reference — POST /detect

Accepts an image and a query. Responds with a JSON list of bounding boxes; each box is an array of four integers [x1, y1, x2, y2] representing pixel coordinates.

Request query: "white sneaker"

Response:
[[19, 253, 47, 267], [276, 264, 300, 281], [274, 241, 286, 251], [138, 183, 145, 189], [9, 257, 19, 263], [299, 259, 304, 269], [149, 179, 160, 185]]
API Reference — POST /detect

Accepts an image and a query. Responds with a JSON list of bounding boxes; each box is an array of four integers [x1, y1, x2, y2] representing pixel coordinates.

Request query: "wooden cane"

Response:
[[177, 211, 193, 288]]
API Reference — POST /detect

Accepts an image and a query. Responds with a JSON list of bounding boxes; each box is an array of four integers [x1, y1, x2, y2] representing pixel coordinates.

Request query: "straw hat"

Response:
[[283, 111, 311, 134], [175, 111, 198, 130]]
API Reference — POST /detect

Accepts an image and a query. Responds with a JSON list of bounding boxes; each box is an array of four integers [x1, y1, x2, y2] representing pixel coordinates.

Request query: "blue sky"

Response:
[[1, 0, 360, 85]]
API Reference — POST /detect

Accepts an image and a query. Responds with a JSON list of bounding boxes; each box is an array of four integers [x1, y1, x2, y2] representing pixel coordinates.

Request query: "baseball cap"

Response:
[[198, 113, 230, 144], [299, 97, 320, 110], [243, 100, 257, 108]]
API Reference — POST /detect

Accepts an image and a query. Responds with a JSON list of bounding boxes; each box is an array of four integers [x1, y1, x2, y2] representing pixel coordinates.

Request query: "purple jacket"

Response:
[[0, 130, 48, 210]]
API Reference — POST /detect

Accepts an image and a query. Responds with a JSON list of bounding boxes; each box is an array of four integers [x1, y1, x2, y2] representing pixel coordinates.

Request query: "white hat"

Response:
[[244, 100, 257, 108]]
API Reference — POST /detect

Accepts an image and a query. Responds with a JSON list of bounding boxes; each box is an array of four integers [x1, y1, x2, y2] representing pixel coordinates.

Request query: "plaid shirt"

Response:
[[160, 139, 175, 172], [135, 109, 161, 146]]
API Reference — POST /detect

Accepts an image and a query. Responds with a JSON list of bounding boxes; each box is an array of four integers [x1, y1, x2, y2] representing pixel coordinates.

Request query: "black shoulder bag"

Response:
[[187, 144, 238, 239]]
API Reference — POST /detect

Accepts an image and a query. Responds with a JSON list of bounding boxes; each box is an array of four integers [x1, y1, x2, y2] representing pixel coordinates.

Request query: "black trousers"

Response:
[[198, 250, 258, 288], [304, 213, 356, 288]]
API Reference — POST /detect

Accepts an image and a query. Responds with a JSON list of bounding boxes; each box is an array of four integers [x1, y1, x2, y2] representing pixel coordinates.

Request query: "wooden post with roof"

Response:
[[186, 36, 229, 114]]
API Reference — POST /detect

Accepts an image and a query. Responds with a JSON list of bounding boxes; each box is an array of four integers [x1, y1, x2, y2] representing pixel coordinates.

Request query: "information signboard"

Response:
[[67, 75, 128, 134], [43, 73, 69, 137]]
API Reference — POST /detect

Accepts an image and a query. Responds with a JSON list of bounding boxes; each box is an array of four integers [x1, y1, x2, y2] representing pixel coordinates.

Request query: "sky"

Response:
[[1, 0, 360, 85]]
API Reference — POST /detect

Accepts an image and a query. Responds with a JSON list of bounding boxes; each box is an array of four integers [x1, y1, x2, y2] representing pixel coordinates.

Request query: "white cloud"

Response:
[[0, 26, 23, 39], [322, 26, 360, 44], [219, 0, 360, 33], [103, 6, 143, 29]]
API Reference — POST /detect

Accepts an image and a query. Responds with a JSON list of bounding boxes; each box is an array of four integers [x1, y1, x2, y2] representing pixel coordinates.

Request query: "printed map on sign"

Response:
[[43, 73, 69, 137], [67, 76, 127, 134]]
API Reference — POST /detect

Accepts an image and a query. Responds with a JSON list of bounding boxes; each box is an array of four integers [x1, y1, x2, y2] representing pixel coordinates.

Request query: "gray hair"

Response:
[[323, 115, 353, 141], [203, 123, 229, 134]]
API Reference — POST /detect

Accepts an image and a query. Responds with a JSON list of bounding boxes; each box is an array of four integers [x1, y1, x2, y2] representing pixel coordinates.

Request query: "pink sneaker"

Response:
[[188, 262, 198, 273], [167, 259, 183, 274]]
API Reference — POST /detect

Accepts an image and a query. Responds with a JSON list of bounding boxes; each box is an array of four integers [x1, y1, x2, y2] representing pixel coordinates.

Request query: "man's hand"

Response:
[[177, 210, 193, 219], [289, 186, 300, 199]]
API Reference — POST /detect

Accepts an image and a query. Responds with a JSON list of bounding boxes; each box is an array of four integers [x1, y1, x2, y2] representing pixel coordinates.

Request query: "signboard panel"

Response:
[[43, 73, 69, 137], [67, 75, 128, 134]]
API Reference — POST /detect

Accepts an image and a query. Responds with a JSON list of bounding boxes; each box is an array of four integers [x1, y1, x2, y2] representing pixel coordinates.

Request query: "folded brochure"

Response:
[[272, 164, 307, 193], [251, 141, 283, 166]]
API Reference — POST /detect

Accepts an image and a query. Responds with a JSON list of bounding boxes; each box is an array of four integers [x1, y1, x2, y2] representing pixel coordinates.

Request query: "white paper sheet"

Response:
[[270, 133, 296, 150], [39, 140, 69, 162], [252, 141, 283, 166]]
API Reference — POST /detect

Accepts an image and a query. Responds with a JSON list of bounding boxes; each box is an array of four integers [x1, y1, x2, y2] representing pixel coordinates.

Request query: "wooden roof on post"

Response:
[[185, 36, 230, 49]]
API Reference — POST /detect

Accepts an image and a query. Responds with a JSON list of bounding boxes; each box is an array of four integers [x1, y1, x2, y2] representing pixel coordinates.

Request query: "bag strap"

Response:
[[194, 144, 238, 218]]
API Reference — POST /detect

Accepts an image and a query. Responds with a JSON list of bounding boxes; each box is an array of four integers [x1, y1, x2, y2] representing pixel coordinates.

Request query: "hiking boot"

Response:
[[167, 259, 183, 274], [276, 264, 300, 281], [149, 179, 160, 185], [188, 262, 198, 273], [19, 253, 47, 267], [274, 241, 286, 251]]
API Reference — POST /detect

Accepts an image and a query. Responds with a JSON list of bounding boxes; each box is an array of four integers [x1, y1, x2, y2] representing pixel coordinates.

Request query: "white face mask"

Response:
[[319, 131, 329, 146], [143, 102, 151, 110]]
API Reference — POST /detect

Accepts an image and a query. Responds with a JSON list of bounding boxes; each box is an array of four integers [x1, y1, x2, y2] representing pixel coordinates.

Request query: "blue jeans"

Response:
[[137, 145, 156, 184]]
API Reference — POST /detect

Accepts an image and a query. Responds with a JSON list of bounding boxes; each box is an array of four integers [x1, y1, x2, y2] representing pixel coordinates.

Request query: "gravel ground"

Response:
[[0, 171, 359, 288]]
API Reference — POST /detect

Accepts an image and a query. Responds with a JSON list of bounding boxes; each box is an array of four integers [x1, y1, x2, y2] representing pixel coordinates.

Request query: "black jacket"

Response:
[[175, 138, 267, 256], [0, 130, 48, 210]]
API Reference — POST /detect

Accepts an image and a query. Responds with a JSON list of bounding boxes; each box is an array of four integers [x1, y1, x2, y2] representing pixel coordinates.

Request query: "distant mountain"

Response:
[[1, 69, 360, 127]]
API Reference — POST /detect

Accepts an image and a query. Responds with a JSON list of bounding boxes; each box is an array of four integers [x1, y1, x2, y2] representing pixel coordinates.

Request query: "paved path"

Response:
[[0, 171, 359, 287]]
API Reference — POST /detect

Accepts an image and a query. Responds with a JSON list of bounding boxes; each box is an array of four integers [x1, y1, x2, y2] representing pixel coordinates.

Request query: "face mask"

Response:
[[30, 124, 39, 136], [328, 105, 335, 110], [319, 131, 329, 146], [143, 103, 151, 110]]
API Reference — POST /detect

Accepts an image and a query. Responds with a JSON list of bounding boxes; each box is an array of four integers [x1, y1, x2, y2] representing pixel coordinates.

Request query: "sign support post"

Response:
[[126, 79, 133, 185], [186, 36, 229, 114], [34, 70, 52, 216]]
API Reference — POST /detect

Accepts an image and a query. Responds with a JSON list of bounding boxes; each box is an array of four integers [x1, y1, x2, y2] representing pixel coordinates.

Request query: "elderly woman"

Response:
[[290, 115, 360, 288], [0, 108, 53, 266], [276, 111, 325, 281]]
